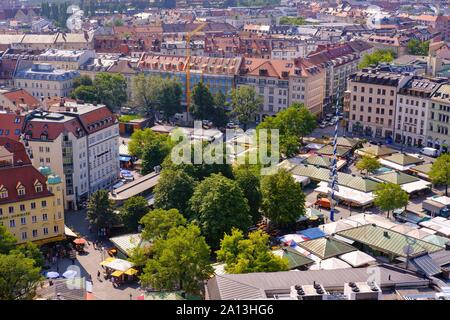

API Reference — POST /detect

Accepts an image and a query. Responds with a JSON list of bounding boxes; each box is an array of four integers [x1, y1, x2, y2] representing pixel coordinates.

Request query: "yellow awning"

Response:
[[124, 268, 138, 276], [111, 270, 123, 277], [99, 257, 116, 266]]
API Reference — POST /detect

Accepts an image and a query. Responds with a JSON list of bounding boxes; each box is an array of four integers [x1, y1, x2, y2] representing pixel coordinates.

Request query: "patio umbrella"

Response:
[[46, 271, 60, 279], [73, 238, 86, 245], [62, 270, 78, 279]]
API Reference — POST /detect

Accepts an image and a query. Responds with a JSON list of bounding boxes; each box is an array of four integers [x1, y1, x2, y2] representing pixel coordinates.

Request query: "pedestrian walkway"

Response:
[[60, 210, 144, 300]]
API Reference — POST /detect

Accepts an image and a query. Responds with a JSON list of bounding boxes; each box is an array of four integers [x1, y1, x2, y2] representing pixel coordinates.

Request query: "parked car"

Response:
[[319, 122, 328, 128]]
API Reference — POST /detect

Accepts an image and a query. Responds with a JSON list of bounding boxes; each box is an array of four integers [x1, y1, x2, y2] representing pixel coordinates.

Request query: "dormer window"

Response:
[[17, 183, 26, 196], [34, 181, 43, 193], [0, 185, 8, 199]]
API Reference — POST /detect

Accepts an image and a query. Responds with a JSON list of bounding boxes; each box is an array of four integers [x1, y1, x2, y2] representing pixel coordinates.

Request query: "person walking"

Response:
[[97, 270, 101, 279]]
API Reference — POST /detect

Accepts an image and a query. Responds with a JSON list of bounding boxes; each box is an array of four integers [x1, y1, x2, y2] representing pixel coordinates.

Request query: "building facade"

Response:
[[237, 57, 324, 120], [347, 68, 413, 139], [429, 84, 450, 153], [0, 137, 65, 245], [22, 102, 120, 210], [14, 63, 80, 99], [395, 77, 445, 148]]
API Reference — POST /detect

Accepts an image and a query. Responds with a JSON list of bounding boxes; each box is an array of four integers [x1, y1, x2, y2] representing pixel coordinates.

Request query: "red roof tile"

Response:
[[0, 113, 25, 141], [1, 89, 39, 110]]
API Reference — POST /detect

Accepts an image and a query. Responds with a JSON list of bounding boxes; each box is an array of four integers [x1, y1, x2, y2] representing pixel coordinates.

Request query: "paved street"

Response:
[[52, 210, 145, 300]]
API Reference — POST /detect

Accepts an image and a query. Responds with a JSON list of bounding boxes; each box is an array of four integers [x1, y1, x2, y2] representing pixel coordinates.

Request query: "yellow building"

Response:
[[0, 138, 65, 245]]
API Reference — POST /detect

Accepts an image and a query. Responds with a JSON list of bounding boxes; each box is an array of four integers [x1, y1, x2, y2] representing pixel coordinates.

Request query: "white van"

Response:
[[420, 147, 440, 157]]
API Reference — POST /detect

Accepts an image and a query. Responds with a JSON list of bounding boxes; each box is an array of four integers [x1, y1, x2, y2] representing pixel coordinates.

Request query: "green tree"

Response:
[[216, 228, 288, 273], [128, 128, 158, 158], [70, 85, 97, 103], [257, 103, 316, 157], [73, 75, 93, 89], [139, 208, 186, 241], [211, 91, 229, 127], [261, 169, 306, 226], [356, 156, 381, 176], [141, 138, 173, 175], [86, 190, 117, 230], [0, 253, 42, 300], [407, 39, 430, 56], [153, 169, 197, 216], [374, 183, 409, 219], [358, 49, 395, 69], [11, 243, 45, 269], [162, 140, 234, 181], [189, 174, 251, 248], [234, 166, 262, 224], [190, 82, 215, 121], [93, 72, 127, 112], [133, 74, 182, 119], [279, 16, 306, 26], [140, 223, 213, 294], [429, 153, 450, 196], [119, 196, 149, 232], [0, 225, 17, 254], [230, 86, 262, 130]]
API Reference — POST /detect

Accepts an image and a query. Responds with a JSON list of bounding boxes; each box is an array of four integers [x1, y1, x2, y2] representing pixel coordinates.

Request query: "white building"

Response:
[[23, 102, 120, 209], [395, 77, 445, 148]]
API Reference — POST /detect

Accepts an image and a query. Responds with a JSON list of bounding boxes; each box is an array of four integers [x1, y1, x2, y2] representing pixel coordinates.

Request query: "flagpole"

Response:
[[328, 94, 340, 222]]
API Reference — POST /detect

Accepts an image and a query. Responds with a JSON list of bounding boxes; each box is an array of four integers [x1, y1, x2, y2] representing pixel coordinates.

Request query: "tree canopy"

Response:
[[279, 16, 307, 26], [190, 81, 215, 121], [139, 208, 187, 241], [70, 72, 127, 112], [133, 74, 182, 119], [86, 190, 117, 230], [216, 228, 288, 274], [358, 49, 395, 69], [261, 169, 306, 226], [407, 39, 430, 56], [119, 196, 149, 232], [374, 183, 409, 218], [429, 153, 450, 196], [127, 129, 174, 168], [153, 169, 197, 216], [257, 103, 316, 158], [356, 156, 381, 176], [189, 174, 251, 248], [230, 86, 262, 130], [140, 223, 213, 294], [233, 166, 262, 224]]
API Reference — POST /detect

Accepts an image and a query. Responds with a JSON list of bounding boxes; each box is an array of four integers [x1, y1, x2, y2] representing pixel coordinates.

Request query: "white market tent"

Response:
[[343, 213, 371, 226], [406, 228, 436, 239], [364, 214, 397, 230], [339, 251, 376, 267], [315, 181, 374, 206], [319, 221, 354, 235], [104, 258, 134, 272], [391, 224, 417, 235], [401, 180, 432, 194], [309, 257, 352, 270], [419, 220, 450, 236], [293, 175, 310, 186]]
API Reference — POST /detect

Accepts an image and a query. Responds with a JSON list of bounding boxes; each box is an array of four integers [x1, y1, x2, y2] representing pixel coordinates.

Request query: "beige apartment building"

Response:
[[13, 63, 80, 99], [237, 57, 325, 120], [395, 77, 445, 148], [347, 68, 412, 139], [429, 84, 450, 153], [37, 49, 96, 70]]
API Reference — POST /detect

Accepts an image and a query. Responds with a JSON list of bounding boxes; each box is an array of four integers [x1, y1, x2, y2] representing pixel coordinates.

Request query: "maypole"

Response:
[[328, 95, 340, 222]]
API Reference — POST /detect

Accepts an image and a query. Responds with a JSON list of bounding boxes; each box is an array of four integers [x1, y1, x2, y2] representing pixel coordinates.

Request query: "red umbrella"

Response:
[[136, 294, 145, 300], [73, 238, 86, 245]]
